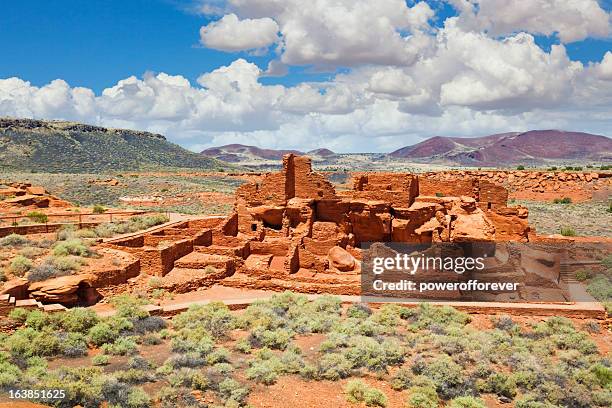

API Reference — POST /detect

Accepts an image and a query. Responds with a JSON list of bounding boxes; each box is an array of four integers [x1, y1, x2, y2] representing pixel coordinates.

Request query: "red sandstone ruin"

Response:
[[3, 155, 610, 312]]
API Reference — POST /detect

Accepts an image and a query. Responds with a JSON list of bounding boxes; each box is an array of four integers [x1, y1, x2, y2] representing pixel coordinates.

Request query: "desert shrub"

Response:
[[449, 396, 487, 408], [18, 246, 44, 259], [116, 368, 156, 384], [59, 307, 100, 333], [587, 275, 612, 302], [364, 389, 387, 407], [346, 380, 369, 403], [347, 303, 372, 319], [342, 336, 405, 372], [575, 269, 592, 281], [314, 353, 352, 380], [88, 322, 119, 346], [9, 255, 32, 276], [166, 353, 206, 369], [25, 309, 54, 330], [172, 301, 235, 339], [156, 386, 201, 408], [92, 354, 110, 366], [126, 356, 152, 371], [406, 385, 439, 408], [27, 261, 71, 282], [140, 333, 162, 345], [101, 336, 138, 356], [110, 294, 150, 319], [478, 372, 517, 399], [246, 356, 281, 385], [491, 315, 513, 329], [26, 211, 48, 223], [248, 327, 293, 350], [60, 332, 89, 357], [553, 197, 572, 204], [56, 225, 77, 241], [218, 378, 250, 405], [582, 320, 600, 333], [49, 255, 83, 272], [5, 327, 61, 357], [435, 192, 445, 197], [92, 204, 107, 214], [132, 315, 167, 334], [0, 233, 29, 247], [517, 165, 525, 170], [409, 304, 471, 330], [417, 355, 470, 399], [234, 338, 252, 354], [0, 360, 22, 389], [391, 367, 413, 390], [560, 226, 577, 237], [53, 238, 90, 257], [8, 308, 29, 324], [590, 363, 612, 388], [207, 347, 230, 365], [127, 387, 151, 408]]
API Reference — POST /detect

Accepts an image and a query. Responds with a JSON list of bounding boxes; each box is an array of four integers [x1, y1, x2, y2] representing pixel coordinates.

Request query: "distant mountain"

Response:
[[390, 130, 612, 165], [0, 118, 225, 172], [201, 144, 304, 162], [307, 148, 336, 158]]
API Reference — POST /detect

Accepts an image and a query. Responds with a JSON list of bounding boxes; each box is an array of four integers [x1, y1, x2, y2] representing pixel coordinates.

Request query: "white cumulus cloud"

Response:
[[200, 13, 279, 51], [451, 0, 611, 43]]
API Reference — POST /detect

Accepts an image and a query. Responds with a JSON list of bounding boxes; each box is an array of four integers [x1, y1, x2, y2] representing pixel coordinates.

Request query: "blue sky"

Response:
[[0, 0, 610, 152], [1, 0, 609, 92]]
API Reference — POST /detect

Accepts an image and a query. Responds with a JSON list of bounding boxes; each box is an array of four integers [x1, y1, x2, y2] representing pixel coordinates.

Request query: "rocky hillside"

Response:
[[0, 118, 225, 172], [201, 144, 336, 162], [390, 130, 612, 166]]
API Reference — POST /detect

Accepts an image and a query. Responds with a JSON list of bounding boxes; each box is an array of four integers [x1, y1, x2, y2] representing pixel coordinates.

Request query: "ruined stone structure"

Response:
[[96, 154, 534, 296]]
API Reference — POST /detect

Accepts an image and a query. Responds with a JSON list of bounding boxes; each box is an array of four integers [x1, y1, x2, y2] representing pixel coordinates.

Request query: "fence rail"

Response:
[[0, 210, 170, 235]]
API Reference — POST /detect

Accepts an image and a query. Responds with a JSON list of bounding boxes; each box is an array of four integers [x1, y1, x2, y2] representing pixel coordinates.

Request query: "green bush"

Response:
[[101, 336, 138, 356], [0, 233, 29, 247], [127, 387, 151, 408], [314, 353, 352, 380], [478, 372, 517, 399], [391, 367, 413, 390], [18, 246, 44, 259], [587, 275, 612, 302], [27, 262, 70, 282], [88, 322, 119, 346], [344, 380, 387, 407], [406, 385, 439, 408], [26, 211, 48, 223], [8, 308, 29, 324], [246, 357, 281, 385], [418, 355, 468, 399], [9, 255, 32, 276], [364, 387, 387, 407], [574, 269, 592, 281], [53, 239, 90, 257], [60, 307, 100, 333], [234, 338, 252, 354], [345, 379, 369, 403], [248, 327, 293, 350], [449, 396, 487, 408], [560, 226, 577, 237], [553, 197, 572, 204], [172, 301, 235, 339], [516, 165, 525, 170], [92, 354, 110, 366], [49, 255, 83, 272], [110, 294, 150, 319], [92, 204, 107, 214]]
